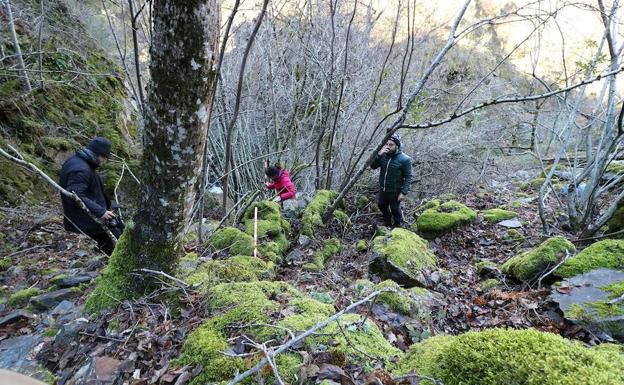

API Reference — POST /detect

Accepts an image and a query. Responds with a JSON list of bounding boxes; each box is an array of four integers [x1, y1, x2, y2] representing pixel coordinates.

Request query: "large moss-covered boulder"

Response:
[[482, 208, 517, 223], [550, 269, 624, 339], [555, 239, 624, 278], [209, 227, 254, 256], [369, 228, 437, 287], [302, 190, 338, 237], [177, 281, 400, 384], [242, 201, 290, 262], [177, 281, 302, 385], [501, 236, 575, 281], [415, 200, 476, 238], [393, 328, 624, 385], [303, 238, 342, 271]]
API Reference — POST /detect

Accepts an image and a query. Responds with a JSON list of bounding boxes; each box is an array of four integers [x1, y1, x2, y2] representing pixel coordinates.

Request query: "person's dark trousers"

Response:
[[377, 192, 403, 227], [86, 222, 124, 256]]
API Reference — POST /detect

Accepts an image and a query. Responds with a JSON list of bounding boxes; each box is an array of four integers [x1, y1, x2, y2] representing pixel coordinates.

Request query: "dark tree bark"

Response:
[[87, 0, 220, 311]]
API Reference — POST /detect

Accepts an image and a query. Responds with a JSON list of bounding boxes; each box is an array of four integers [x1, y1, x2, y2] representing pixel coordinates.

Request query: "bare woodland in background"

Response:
[[3, 0, 624, 238]]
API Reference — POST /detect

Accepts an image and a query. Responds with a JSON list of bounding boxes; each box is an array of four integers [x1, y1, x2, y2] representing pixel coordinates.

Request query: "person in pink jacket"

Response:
[[265, 164, 297, 203]]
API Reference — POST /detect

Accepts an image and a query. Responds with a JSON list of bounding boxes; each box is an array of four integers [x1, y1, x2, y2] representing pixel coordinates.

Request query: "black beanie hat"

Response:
[[389, 133, 401, 148], [87, 137, 112, 158]]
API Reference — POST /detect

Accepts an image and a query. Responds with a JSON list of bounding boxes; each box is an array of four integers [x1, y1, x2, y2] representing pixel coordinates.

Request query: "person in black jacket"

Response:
[[371, 133, 413, 228], [59, 137, 123, 255]]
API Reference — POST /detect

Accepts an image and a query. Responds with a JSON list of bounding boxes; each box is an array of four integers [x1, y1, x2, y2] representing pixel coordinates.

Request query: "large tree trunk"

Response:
[[87, 0, 219, 312]]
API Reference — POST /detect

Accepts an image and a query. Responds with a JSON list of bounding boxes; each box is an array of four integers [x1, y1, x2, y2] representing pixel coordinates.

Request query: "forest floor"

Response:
[[0, 184, 601, 385]]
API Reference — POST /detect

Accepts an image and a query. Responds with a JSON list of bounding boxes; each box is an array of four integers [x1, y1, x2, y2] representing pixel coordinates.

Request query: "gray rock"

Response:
[[498, 219, 523, 228], [298, 235, 311, 248], [0, 310, 33, 327], [50, 300, 76, 316], [55, 273, 96, 288], [0, 334, 54, 382], [30, 288, 80, 311], [285, 248, 305, 264], [53, 319, 88, 348], [549, 268, 624, 339], [369, 250, 429, 288]]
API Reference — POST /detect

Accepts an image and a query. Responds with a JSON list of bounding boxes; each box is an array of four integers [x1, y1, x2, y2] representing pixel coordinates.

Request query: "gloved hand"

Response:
[[273, 196, 281, 203]]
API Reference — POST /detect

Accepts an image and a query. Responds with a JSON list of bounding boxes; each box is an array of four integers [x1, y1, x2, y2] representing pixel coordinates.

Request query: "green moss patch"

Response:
[[482, 208, 517, 223], [0, 256, 11, 272], [556, 240, 624, 278], [185, 256, 275, 288], [393, 328, 624, 385], [416, 200, 476, 237], [303, 238, 341, 271], [302, 190, 338, 237], [501, 236, 575, 281], [8, 287, 40, 307], [209, 227, 255, 256], [480, 278, 501, 290]]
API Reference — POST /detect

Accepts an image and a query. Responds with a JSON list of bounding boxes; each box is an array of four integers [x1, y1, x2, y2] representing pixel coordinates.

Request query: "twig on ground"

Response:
[[336, 318, 379, 363], [537, 249, 571, 289], [139, 268, 189, 288]]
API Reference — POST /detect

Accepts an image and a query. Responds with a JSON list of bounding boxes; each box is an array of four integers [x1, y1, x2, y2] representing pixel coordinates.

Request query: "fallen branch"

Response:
[[0, 145, 117, 243], [225, 288, 393, 385], [537, 249, 571, 289], [139, 268, 189, 288]]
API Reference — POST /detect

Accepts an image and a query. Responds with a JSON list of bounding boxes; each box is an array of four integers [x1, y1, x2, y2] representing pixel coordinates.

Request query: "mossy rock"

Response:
[[369, 228, 437, 287], [606, 205, 624, 236], [482, 208, 517, 223], [550, 269, 624, 339], [480, 278, 501, 290], [415, 200, 476, 238], [0, 256, 11, 272], [242, 200, 290, 261], [185, 256, 275, 288], [8, 287, 40, 307], [209, 227, 254, 256], [393, 328, 624, 385], [521, 176, 546, 191], [419, 198, 441, 211], [354, 279, 433, 321], [333, 209, 351, 226], [302, 190, 338, 237], [178, 281, 398, 384], [279, 312, 401, 368], [556, 239, 624, 278], [474, 260, 499, 279], [501, 236, 575, 282], [356, 195, 370, 209], [503, 229, 524, 242], [303, 238, 341, 271]]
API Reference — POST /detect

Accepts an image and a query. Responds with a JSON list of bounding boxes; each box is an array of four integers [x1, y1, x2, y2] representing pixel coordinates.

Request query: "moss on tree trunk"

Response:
[[86, 0, 220, 312]]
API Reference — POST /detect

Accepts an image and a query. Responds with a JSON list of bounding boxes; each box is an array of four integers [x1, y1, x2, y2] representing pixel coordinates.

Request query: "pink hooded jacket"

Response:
[[266, 169, 297, 201]]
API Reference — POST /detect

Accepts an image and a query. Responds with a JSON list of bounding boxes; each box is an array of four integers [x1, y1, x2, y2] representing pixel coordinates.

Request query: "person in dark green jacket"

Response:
[[371, 133, 413, 227]]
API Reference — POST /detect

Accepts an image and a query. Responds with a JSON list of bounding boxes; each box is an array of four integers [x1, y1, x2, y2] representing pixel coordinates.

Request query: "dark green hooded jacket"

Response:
[[371, 147, 413, 194]]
